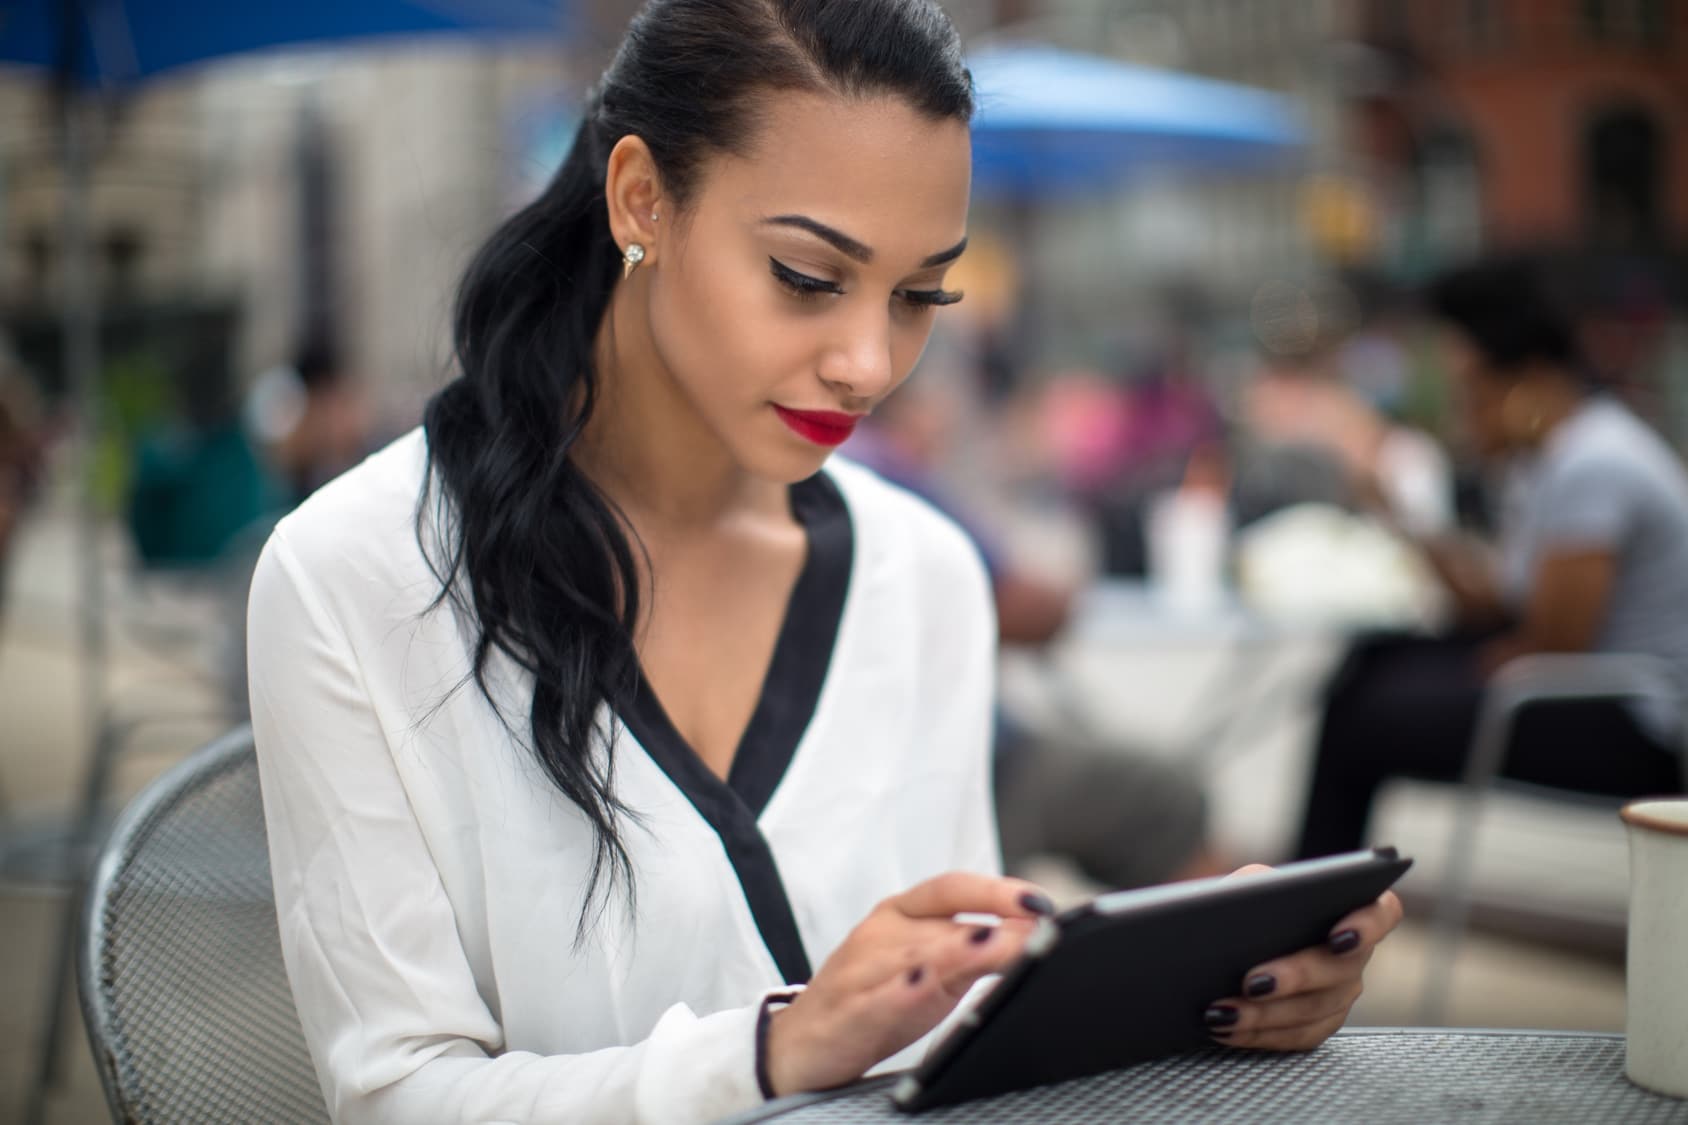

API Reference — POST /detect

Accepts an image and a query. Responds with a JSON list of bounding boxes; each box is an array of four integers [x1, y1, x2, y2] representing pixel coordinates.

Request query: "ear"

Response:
[[604, 134, 664, 267]]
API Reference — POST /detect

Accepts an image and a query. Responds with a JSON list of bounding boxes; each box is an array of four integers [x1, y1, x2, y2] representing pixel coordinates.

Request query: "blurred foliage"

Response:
[[91, 348, 175, 513]]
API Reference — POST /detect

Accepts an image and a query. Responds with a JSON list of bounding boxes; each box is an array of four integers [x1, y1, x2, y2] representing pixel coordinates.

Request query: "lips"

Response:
[[774, 405, 862, 447]]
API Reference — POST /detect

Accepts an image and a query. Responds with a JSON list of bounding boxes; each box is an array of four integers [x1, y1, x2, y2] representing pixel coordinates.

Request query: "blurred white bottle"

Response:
[[1147, 449, 1231, 615]]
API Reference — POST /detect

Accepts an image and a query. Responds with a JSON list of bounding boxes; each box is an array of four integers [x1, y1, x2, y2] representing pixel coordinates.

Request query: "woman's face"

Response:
[[643, 91, 973, 483]]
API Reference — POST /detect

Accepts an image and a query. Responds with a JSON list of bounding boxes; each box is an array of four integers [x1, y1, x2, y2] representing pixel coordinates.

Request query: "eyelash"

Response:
[[769, 258, 963, 310]]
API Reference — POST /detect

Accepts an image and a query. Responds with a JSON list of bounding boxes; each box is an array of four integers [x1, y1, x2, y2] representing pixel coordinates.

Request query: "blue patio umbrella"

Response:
[[0, 0, 569, 85], [968, 44, 1308, 198]]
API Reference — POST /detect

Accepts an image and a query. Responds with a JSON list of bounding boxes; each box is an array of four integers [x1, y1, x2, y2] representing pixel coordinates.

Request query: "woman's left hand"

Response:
[[1202, 864, 1404, 1050]]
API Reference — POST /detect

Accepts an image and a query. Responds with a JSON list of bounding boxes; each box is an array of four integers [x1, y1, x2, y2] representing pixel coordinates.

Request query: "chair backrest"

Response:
[[78, 726, 331, 1124]]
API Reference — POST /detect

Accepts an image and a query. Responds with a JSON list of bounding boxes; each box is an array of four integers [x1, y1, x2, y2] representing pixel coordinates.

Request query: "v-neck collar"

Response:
[[616, 470, 853, 985]]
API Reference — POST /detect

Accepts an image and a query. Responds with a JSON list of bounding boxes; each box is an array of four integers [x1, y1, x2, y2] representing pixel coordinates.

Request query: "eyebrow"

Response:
[[762, 214, 967, 270]]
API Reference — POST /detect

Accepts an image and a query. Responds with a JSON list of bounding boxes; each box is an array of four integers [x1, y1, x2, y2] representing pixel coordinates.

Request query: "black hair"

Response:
[[1425, 258, 1583, 378], [293, 341, 342, 390], [417, 0, 973, 931]]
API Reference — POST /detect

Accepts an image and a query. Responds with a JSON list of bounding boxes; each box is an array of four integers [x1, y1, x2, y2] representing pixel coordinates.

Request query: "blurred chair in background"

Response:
[[0, 348, 53, 626], [1423, 651, 1684, 1023]]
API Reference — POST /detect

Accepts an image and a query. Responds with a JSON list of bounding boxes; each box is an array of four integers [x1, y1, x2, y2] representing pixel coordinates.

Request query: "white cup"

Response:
[[1621, 797, 1688, 1099]]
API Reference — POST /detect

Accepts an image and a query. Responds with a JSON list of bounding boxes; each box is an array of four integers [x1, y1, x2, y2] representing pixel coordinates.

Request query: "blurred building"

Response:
[[0, 79, 203, 303], [1, 47, 569, 422], [1350, 0, 1688, 271]]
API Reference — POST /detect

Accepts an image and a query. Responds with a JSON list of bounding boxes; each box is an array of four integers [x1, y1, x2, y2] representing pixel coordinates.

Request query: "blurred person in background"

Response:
[[1079, 336, 1226, 578], [1242, 338, 1453, 539], [246, 342, 375, 506], [247, 2, 1398, 1118], [1294, 259, 1688, 860], [1113, 337, 1225, 491], [1574, 261, 1673, 415], [848, 374, 1225, 892], [0, 352, 49, 620]]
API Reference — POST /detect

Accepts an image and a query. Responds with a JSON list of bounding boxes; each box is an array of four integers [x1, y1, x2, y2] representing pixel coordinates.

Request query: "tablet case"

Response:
[[892, 848, 1412, 1112]]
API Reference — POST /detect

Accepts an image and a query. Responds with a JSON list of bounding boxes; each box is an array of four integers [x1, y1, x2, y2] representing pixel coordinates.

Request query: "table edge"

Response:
[[712, 1027, 1624, 1123], [1340, 1025, 1622, 1040]]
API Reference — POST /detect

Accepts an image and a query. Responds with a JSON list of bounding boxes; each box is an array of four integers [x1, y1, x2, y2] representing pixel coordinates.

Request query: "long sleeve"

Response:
[[247, 530, 771, 1125]]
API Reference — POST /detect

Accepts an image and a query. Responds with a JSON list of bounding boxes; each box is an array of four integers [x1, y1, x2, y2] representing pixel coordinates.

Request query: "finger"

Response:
[[838, 915, 1038, 995], [890, 872, 1055, 923], [1222, 863, 1275, 880], [1206, 980, 1360, 1038], [904, 918, 1033, 1000], [828, 916, 982, 992], [1214, 1009, 1348, 1053], [1324, 890, 1404, 956], [1238, 892, 1401, 999], [929, 918, 1036, 998], [1231, 939, 1375, 1004], [883, 918, 1037, 997]]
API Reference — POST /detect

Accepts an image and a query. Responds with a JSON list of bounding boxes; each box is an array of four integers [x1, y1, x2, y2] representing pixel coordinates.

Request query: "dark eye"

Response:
[[770, 258, 843, 301], [897, 287, 965, 309]]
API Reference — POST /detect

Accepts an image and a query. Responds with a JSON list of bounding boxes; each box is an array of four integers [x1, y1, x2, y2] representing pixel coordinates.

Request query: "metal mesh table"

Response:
[[720, 1030, 1688, 1124]]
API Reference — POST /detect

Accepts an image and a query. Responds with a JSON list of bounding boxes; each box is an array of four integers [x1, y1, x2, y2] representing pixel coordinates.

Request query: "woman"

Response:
[[1294, 259, 1688, 860], [249, 3, 1400, 1121]]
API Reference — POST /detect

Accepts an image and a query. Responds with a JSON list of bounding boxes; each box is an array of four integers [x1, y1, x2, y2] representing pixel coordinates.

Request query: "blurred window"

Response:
[[1464, 0, 1503, 49], [102, 226, 147, 295], [1585, 104, 1664, 244], [23, 229, 52, 297], [1636, 0, 1668, 42], [1582, 0, 1617, 40], [1363, 0, 1409, 46], [1583, 0, 1668, 44], [1416, 125, 1484, 259]]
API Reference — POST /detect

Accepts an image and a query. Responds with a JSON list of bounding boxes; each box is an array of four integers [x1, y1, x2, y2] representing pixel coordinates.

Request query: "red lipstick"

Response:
[[774, 405, 862, 447]]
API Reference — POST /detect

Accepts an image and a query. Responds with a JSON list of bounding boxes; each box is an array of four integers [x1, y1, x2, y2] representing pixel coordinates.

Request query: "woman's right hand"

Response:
[[762, 872, 1054, 1097]]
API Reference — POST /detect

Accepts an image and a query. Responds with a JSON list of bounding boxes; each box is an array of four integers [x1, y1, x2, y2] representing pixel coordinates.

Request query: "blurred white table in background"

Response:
[[997, 578, 1632, 952], [998, 578, 1342, 864]]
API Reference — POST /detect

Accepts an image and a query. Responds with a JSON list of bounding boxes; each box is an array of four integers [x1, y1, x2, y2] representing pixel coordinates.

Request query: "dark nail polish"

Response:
[[1210, 1029, 1235, 1040], [1245, 974, 1277, 998], [970, 926, 993, 944], [907, 967, 924, 986], [1019, 891, 1055, 917], [1328, 929, 1361, 955], [1204, 1005, 1239, 1028]]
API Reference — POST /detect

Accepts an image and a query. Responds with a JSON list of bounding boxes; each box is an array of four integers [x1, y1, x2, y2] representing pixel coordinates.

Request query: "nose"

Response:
[[817, 306, 896, 404]]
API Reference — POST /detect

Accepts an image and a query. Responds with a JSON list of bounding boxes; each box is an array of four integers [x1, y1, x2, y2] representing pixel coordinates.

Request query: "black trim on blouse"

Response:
[[618, 471, 853, 986]]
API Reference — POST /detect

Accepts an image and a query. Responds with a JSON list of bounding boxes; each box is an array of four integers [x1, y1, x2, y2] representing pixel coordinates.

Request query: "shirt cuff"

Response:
[[754, 987, 805, 1101]]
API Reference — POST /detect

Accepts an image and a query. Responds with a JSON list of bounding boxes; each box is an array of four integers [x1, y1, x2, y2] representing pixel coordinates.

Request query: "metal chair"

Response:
[[77, 725, 330, 1123], [1419, 653, 1687, 1024], [18, 517, 272, 1125]]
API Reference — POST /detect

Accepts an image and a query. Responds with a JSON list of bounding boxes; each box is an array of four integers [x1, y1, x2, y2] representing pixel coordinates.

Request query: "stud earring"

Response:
[[623, 243, 646, 280]]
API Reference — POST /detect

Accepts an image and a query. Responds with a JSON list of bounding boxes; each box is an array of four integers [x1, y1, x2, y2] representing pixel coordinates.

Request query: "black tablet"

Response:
[[891, 847, 1412, 1113]]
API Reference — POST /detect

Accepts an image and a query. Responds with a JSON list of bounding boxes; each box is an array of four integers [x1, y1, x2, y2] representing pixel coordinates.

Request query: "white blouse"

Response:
[[246, 428, 1001, 1124]]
